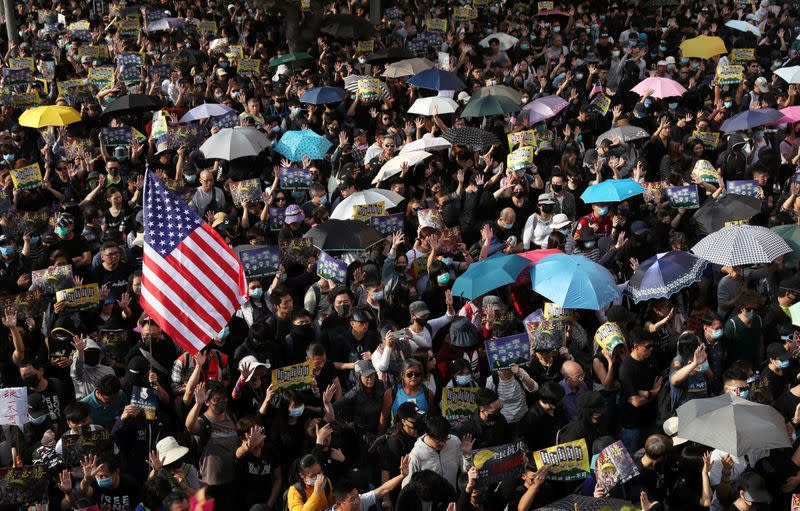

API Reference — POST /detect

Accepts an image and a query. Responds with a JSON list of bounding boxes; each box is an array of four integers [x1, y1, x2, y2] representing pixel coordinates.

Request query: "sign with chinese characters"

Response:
[[0, 387, 27, 426]]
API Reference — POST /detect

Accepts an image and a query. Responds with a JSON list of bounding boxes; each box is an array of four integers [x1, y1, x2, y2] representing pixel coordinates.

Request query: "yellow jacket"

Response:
[[287, 481, 334, 511]]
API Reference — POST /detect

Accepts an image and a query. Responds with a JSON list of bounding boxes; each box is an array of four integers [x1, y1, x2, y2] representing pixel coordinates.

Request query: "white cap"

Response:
[[238, 355, 270, 382], [657, 60, 667, 67], [273, 64, 291, 82], [665, 56, 676, 65], [552, 213, 571, 229], [662, 416, 688, 446]]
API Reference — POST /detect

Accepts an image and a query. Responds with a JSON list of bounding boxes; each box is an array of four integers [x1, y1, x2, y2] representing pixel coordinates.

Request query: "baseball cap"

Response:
[[409, 301, 431, 318], [354, 359, 376, 376], [766, 342, 790, 361], [630, 220, 650, 235], [739, 472, 772, 504], [338, 175, 356, 190], [755, 76, 770, 93], [284, 204, 304, 224], [665, 56, 676, 65], [662, 416, 688, 446], [657, 60, 667, 67], [537, 193, 556, 205], [780, 278, 800, 295], [395, 402, 423, 421]]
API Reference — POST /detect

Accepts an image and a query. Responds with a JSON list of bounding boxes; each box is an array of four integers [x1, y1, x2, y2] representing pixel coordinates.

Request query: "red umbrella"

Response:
[[514, 249, 563, 285]]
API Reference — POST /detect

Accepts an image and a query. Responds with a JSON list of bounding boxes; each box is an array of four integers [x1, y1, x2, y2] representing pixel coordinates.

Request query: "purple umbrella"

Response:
[[520, 95, 568, 126], [179, 103, 235, 122], [720, 108, 783, 132]]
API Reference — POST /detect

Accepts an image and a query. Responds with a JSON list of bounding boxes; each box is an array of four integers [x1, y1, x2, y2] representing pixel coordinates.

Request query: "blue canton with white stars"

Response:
[[144, 173, 202, 257]]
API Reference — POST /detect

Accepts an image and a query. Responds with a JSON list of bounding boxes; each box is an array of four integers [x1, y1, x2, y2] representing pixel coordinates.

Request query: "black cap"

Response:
[[740, 472, 772, 504], [607, 305, 636, 324], [577, 391, 605, 411], [395, 402, 422, 421], [576, 228, 598, 242], [780, 277, 800, 295], [350, 307, 371, 323]]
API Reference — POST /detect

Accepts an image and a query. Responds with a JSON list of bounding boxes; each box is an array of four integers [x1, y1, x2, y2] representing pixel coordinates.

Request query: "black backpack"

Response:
[[281, 479, 331, 511], [656, 367, 674, 427]]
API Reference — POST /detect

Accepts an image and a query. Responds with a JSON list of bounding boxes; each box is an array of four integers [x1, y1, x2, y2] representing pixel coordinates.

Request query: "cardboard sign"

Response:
[[428, 18, 447, 32], [65, 137, 92, 160], [417, 208, 446, 230], [595, 440, 640, 488], [692, 131, 720, 149], [148, 64, 172, 81], [528, 320, 565, 352], [747, 372, 771, 404], [268, 207, 286, 231], [101, 126, 133, 146], [533, 439, 590, 481], [353, 201, 386, 222], [280, 166, 312, 189], [237, 58, 261, 77], [0, 289, 44, 320], [507, 130, 537, 151], [727, 180, 760, 198], [692, 160, 720, 183], [316, 251, 348, 283], [730, 48, 755, 64], [716, 65, 744, 85], [56, 283, 101, 311], [537, 1, 554, 10], [229, 178, 262, 206], [357, 78, 383, 99], [2, 68, 31, 85], [118, 18, 142, 36], [485, 333, 530, 370], [0, 387, 27, 426], [209, 111, 239, 130], [453, 6, 478, 21], [0, 466, 49, 506], [665, 185, 700, 209], [507, 146, 535, 170], [594, 322, 626, 352], [61, 429, 113, 466], [370, 213, 404, 236], [130, 385, 158, 420], [439, 226, 462, 253], [89, 66, 115, 89], [10, 163, 42, 190], [441, 387, 480, 425], [544, 303, 576, 322], [94, 329, 130, 363], [279, 238, 315, 266], [79, 45, 110, 60], [472, 441, 527, 485], [235, 245, 281, 278], [356, 41, 375, 53], [31, 265, 73, 294], [198, 20, 218, 36], [271, 361, 314, 391], [590, 94, 611, 116], [9, 57, 34, 71]]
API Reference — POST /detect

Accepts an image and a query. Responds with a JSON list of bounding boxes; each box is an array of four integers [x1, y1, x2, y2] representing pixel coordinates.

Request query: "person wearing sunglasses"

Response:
[[378, 359, 434, 434], [723, 292, 763, 371], [618, 332, 662, 456]]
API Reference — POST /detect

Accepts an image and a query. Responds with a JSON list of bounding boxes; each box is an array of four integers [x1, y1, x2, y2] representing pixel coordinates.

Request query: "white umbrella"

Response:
[[725, 20, 761, 37], [198, 126, 268, 160], [330, 189, 406, 220], [691, 224, 792, 266], [407, 97, 459, 116], [400, 133, 452, 154], [775, 66, 800, 84], [381, 57, 435, 78], [372, 151, 432, 184], [479, 32, 519, 51]]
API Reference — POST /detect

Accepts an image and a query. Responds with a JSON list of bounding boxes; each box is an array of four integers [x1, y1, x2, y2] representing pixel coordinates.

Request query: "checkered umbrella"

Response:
[[442, 127, 500, 151], [626, 251, 709, 303], [691, 224, 792, 266], [536, 495, 631, 511], [595, 125, 649, 146]]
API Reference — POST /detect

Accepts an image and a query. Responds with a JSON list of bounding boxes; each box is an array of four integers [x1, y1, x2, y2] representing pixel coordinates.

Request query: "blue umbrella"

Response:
[[300, 86, 347, 105], [407, 69, 466, 91], [274, 129, 333, 161], [580, 178, 645, 204], [179, 103, 235, 122], [452, 254, 530, 300], [720, 108, 783, 132], [530, 254, 619, 310], [625, 251, 709, 303]]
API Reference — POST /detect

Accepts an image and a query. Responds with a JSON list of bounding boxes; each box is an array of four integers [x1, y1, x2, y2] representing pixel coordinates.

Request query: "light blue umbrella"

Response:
[[580, 178, 645, 204], [452, 254, 530, 300], [300, 86, 347, 105], [179, 103, 235, 122], [274, 129, 333, 161], [530, 253, 620, 310]]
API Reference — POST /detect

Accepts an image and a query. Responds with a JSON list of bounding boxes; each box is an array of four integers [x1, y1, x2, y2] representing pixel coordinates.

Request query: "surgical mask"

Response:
[[711, 329, 723, 339], [455, 375, 471, 385], [249, 287, 263, 299], [291, 107, 302, 117], [553, 26, 560, 33], [55, 226, 70, 236], [437, 272, 451, 285], [29, 414, 47, 425], [597, 206, 608, 216], [680, 57, 689, 64], [754, 130, 764, 139], [372, 290, 384, 301], [690, 62, 700, 70], [96, 477, 114, 488], [289, 405, 305, 417], [644, 98, 653, 108], [779, 360, 791, 369], [628, 40, 637, 47], [0, 246, 13, 256], [520, 44, 530, 50], [185, 174, 197, 183], [219, 61, 228, 68], [739, 389, 750, 399], [231, 91, 240, 100], [29, 236, 39, 245], [218, 326, 229, 339], [724, 101, 733, 109], [582, 241, 596, 249], [271, 125, 281, 133], [441, 257, 452, 267], [696, 361, 709, 373], [575, 73, 584, 80], [744, 310, 755, 320], [358, 57, 366, 64], [212, 400, 227, 414], [214, 92, 224, 101], [503, 222, 514, 230], [668, 102, 678, 110], [3, 154, 14, 162], [659, 45, 667, 53], [611, 50, 620, 58], [292, 191, 306, 202]]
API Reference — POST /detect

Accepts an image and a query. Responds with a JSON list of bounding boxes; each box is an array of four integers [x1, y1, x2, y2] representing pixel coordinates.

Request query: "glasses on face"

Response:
[[412, 207, 422, 213], [568, 373, 585, 381], [275, 196, 287, 202], [405, 371, 422, 378], [384, 144, 395, 148]]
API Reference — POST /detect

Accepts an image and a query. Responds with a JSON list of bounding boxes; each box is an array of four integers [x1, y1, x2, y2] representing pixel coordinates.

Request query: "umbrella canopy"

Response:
[[530, 254, 620, 310], [720, 108, 784, 132], [400, 133, 451, 153], [305, 220, 383, 251], [19, 105, 81, 128], [595, 125, 650, 146], [267, 52, 314, 69], [580, 179, 645, 203], [677, 394, 791, 456], [691, 224, 792, 266], [442, 127, 500, 151], [536, 495, 631, 511], [366, 47, 412, 64], [625, 251, 709, 303], [775, 66, 800, 84], [461, 94, 520, 118], [479, 33, 519, 51], [771, 224, 800, 259], [407, 69, 466, 91], [299, 86, 347, 105], [725, 20, 761, 37], [631, 76, 687, 98], [680, 35, 727, 59], [330, 189, 406, 220], [199, 127, 268, 160], [274, 129, 333, 161], [101, 94, 161, 118], [145, 17, 185, 32], [452, 254, 531, 300], [514, 248, 563, 285], [372, 151, 432, 184], [179, 103, 235, 123], [408, 97, 459, 116], [320, 14, 376, 40], [474, 85, 524, 103], [381, 58, 435, 78], [692, 194, 762, 235], [520, 95, 568, 125], [771, 105, 800, 125], [536, 9, 570, 16]]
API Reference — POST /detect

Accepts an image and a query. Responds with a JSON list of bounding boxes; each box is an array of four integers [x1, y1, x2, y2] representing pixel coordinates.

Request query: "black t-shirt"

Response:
[[625, 450, 669, 502], [91, 474, 141, 511], [236, 449, 279, 508], [91, 262, 131, 300], [774, 388, 800, 421], [619, 355, 659, 428], [35, 378, 72, 424], [381, 431, 417, 476], [57, 234, 91, 261]]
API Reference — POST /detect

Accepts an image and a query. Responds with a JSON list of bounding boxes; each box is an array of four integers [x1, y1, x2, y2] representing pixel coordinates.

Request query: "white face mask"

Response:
[[611, 51, 620, 58]]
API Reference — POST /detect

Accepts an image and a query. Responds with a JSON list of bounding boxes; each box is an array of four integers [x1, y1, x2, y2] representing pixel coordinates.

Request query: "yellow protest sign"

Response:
[[692, 159, 720, 183], [730, 48, 755, 64], [533, 439, 590, 481], [357, 78, 382, 99], [237, 59, 261, 77], [55, 284, 100, 312], [10, 163, 42, 190], [356, 41, 375, 53], [353, 201, 386, 222], [271, 361, 314, 391], [716, 65, 744, 85], [507, 130, 537, 151], [507, 146, 534, 170], [428, 18, 447, 32], [9, 57, 34, 71], [594, 321, 626, 352], [68, 20, 90, 31], [590, 94, 611, 115], [538, 1, 554, 10], [453, 6, 478, 21], [692, 131, 720, 149]]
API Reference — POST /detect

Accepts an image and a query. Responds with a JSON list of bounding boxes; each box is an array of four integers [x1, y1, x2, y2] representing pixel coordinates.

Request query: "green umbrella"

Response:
[[771, 224, 800, 259], [461, 93, 520, 118], [267, 52, 314, 69]]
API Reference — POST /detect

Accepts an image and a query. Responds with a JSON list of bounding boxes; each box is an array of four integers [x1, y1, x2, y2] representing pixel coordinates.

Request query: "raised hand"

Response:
[[147, 449, 164, 472], [2, 307, 17, 328], [194, 381, 207, 406]]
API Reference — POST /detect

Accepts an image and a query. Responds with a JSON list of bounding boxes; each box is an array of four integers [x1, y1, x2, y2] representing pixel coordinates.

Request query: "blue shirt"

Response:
[[80, 390, 127, 429], [559, 379, 588, 422]]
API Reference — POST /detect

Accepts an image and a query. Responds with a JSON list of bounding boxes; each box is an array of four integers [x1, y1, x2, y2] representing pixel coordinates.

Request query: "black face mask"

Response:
[[540, 204, 554, 214], [513, 190, 526, 198], [23, 374, 40, 388], [551, 184, 563, 193], [395, 265, 407, 273], [84, 350, 101, 367], [292, 324, 314, 340], [415, 318, 429, 327]]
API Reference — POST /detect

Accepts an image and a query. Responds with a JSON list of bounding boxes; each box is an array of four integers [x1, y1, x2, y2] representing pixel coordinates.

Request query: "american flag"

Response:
[[589, 80, 602, 98], [141, 172, 246, 354]]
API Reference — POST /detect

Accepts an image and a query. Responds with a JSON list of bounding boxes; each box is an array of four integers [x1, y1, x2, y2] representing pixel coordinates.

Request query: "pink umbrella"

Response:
[[769, 106, 800, 125], [514, 248, 563, 285], [631, 76, 687, 99], [520, 95, 569, 126]]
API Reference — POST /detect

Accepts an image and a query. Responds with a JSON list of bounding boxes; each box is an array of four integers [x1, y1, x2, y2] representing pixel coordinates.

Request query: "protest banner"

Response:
[[118, 18, 141, 36], [268, 207, 286, 231], [317, 251, 348, 284], [65, 137, 92, 160], [356, 41, 375, 53], [10, 163, 42, 190], [726, 180, 760, 198], [590, 94, 611, 115], [279, 238, 316, 266], [229, 179, 262, 206], [417, 208, 446, 230], [471, 441, 527, 485], [528, 320, 565, 352], [148, 64, 172, 81], [485, 333, 530, 370], [427, 18, 447, 32], [31, 265, 74, 294], [454, 6, 478, 21], [747, 372, 771, 405], [594, 321, 626, 352], [0, 466, 49, 506], [56, 283, 101, 312], [209, 111, 239, 130], [543, 303, 576, 322], [9, 57, 34, 71], [716, 65, 744, 85], [234, 245, 281, 278], [730, 48, 755, 64], [88, 66, 114, 89], [473, 0, 488, 7], [68, 20, 91, 31], [198, 20, 217, 35], [101, 126, 133, 146], [0, 387, 27, 426], [370, 213, 404, 235], [61, 429, 113, 465], [11, 92, 42, 108], [131, 386, 158, 420], [507, 130, 537, 151], [538, 1, 554, 9], [227, 45, 245, 61], [595, 440, 640, 489], [441, 387, 480, 425], [353, 201, 386, 222], [357, 78, 383, 99], [692, 131, 720, 149], [237, 58, 261, 77], [439, 226, 463, 253], [508, 146, 535, 170], [533, 439, 590, 481], [271, 361, 313, 391], [94, 329, 130, 364], [280, 166, 312, 189], [2, 68, 31, 85], [665, 185, 700, 209], [692, 159, 720, 183], [0, 289, 44, 320]]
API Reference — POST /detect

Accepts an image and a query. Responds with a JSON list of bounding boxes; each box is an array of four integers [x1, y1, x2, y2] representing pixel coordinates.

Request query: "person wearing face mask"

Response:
[[522, 194, 558, 249], [54, 213, 93, 269], [762, 278, 800, 346], [171, 340, 230, 397], [723, 292, 763, 369], [668, 333, 710, 412], [66, 452, 141, 511], [70, 336, 115, 400], [762, 343, 792, 402], [575, 202, 613, 241], [701, 313, 727, 394], [286, 454, 334, 511], [459, 388, 511, 449], [235, 278, 269, 328], [446, 358, 478, 388], [0, 233, 29, 294], [20, 357, 73, 434]]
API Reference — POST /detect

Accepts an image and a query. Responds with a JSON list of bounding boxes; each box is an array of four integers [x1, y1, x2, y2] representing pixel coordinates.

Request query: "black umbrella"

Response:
[[536, 495, 631, 511], [645, 0, 678, 6], [320, 14, 376, 40], [692, 194, 762, 235], [366, 47, 412, 64], [442, 127, 501, 151], [100, 94, 162, 118], [162, 49, 199, 68], [305, 219, 384, 251]]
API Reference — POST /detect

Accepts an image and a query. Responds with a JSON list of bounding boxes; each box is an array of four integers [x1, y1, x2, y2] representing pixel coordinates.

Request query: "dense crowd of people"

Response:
[[6, 0, 800, 510]]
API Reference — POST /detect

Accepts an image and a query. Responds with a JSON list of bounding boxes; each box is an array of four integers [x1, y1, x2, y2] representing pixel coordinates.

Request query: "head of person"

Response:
[[401, 358, 424, 389], [643, 434, 673, 465], [354, 359, 377, 389], [778, 278, 800, 307], [93, 453, 122, 489], [450, 358, 473, 386], [701, 313, 723, 342], [722, 366, 750, 398], [297, 454, 323, 488], [332, 479, 362, 511], [162, 492, 190, 511], [269, 285, 294, 317], [331, 286, 353, 318], [139, 315, 162, 342], [100, 241, 121, 270], [409, 300, 431, 327], [205, 379, 228, 415], [291, 309, 314, 342], [561, 360, 585, 391], [19, 357, 45, 389], [735, 472, 772, 508], [476, 388, 503, 424], [538, 381, 566, 412], [766, 342, 791, 373], [64, 402, 93, 431], [423, 415, 451, 451], [199, 170, 214, 192], [306, 342, 327, 374], [675, 332, 705, 371], [141, 476, 172, 510], [395, 401, 423, 437], [95, 375, 121, 405], [735, 292, 760, 321]]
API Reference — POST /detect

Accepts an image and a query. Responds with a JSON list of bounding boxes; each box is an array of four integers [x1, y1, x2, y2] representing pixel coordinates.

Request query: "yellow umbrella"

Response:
[[18, 105, 82, 128], [679, 35, 727, 59]]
